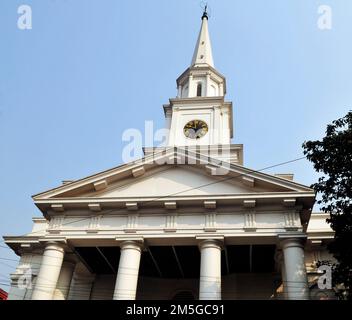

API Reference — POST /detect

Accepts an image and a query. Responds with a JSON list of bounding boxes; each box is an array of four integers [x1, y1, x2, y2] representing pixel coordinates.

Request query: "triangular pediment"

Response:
[[66, 165, 287, 199], [33, 148, 313, 202]]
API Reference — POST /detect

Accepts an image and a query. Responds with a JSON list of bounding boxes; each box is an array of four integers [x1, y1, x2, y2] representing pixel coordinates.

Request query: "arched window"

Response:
[[196, 83, 202, 97]]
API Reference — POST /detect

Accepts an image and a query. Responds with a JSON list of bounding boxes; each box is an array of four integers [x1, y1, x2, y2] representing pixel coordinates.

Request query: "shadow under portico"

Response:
[[74, 244, 279, 300]]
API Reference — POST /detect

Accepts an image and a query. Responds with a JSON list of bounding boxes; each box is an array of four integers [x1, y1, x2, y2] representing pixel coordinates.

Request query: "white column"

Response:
[[219, 82, 224, 96], [177, 85, 182, 98], [32, 242, 65, 300], [188, 75, 193, 97], [205, 72, 211, 97], [53, 260, 76, 300], [164, 109, 172, 146], [281, 238, 309, 300], [199, 239, 222, 300], [281, 257, 288, 299], [213, 106, 221, 145], [113, 241, 142, 300]]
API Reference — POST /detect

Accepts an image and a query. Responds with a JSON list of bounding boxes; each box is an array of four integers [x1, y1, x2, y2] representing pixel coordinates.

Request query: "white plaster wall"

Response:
[[256, 214, 286, 229], [307, 213, 333, 232], [176, 215, 205, 229], [181, 85, 189, 98], [7, 253, 43, 300], [138, 216, 165, 229], [43, 209, 298, 237], [216, 214, 244, 229], [29, 218, 48, 235], [208, 79, 218, 96], [100, 166, 256, 198]]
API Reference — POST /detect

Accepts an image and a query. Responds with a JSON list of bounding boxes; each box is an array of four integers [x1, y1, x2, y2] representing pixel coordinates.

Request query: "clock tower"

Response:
[[163, 9, 243, 164]]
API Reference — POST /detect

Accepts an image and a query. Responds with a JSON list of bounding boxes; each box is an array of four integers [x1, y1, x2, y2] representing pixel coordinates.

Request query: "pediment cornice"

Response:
[[33, 147, 313, 200], [33, 147, 315, 215]]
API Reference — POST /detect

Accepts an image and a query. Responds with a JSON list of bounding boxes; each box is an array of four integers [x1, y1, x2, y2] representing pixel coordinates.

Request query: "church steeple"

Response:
[[191, 6, 214, 68], [161, 8, 237, 158]]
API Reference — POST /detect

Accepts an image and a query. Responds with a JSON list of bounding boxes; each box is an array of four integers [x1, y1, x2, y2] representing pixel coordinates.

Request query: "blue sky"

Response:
[[0, 0, 351, 290]]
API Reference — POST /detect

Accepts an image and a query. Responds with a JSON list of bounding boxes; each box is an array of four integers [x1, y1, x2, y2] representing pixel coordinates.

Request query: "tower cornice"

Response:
[[169, 96, 225, 105]]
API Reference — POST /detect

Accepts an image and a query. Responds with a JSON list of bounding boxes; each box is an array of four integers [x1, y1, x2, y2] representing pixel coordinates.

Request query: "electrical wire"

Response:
[[0, 153, 308, 248], [0, 153, 311, 296]]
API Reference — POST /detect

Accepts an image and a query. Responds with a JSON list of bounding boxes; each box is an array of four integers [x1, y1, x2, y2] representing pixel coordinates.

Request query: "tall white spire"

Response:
[[165, 7, 233, 153], [175, 8, 226, 99], [191, 9, 214, 68]]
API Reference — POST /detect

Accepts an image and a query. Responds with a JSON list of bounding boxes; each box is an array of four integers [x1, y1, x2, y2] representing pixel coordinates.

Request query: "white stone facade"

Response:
[[3, 11, 335, 300]]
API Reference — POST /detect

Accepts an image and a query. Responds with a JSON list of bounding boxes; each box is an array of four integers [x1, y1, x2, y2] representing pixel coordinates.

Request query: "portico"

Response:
[[6, 209, 312, 301]]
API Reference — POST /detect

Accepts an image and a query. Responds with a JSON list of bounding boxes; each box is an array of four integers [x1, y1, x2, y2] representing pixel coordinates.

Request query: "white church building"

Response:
[[4, 10, 335, 300]]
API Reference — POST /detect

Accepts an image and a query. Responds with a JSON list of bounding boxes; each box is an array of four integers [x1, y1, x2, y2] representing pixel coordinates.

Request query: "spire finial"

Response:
[[201, 3, 208, 20], [191, 3, 214, 67]]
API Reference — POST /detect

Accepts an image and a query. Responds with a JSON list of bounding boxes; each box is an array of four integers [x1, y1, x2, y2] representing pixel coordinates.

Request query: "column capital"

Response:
[[120, 240, 144, 252], [197, 238, 223, 251], [43, 241, 66, 254], [278, 234, 307, 250], [116, 236, 144, 243]]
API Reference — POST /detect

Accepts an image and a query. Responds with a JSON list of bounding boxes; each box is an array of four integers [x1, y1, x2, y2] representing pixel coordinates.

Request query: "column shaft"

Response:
[[205, 73, 211, 96], [188, 75, 193, 97], [199, 239, 222, 300], [32, 242, 65, 300], [113, 241, 142, 300], [219, 82, 224, 96], [281, 258, 288, 299], [282, 238, 309, 300], [177, 85, 182, 98]]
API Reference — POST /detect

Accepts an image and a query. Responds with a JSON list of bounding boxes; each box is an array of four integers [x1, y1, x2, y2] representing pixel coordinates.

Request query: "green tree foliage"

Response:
[[303, 111, 352, 299]]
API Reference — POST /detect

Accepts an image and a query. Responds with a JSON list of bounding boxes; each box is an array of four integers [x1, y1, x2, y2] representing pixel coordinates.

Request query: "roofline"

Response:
[[32, 147, 173, 199], [34, 191, 315, 204], [32, 147, 314, 202]]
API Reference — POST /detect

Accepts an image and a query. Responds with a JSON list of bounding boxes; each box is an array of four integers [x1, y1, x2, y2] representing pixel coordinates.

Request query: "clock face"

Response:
[[183, 120, 208, 139]]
